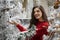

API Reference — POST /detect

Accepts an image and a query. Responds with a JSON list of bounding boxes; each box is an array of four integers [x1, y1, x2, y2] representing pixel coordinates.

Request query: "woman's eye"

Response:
[[36, 10, 40, 12], [34, 10, 40, 13]]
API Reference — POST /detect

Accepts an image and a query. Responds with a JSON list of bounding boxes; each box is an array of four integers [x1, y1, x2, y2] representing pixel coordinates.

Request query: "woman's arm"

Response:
[[18, 25, 36, 40], [8, 20, 27, 32], [42, 22, 49, 35], [16, 24, 27, 32]]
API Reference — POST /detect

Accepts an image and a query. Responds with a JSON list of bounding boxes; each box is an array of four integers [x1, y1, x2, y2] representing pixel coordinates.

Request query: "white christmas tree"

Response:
[[47, 5, 60, 40]]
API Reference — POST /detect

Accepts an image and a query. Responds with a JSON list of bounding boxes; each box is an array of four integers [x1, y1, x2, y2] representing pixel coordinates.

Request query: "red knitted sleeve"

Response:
[[16, 24, 27, 32], [43, 22, 49, 35]]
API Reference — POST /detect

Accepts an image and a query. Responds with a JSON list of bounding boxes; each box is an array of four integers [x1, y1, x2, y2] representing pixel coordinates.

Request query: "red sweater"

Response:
[[16, 21, 49, 40]]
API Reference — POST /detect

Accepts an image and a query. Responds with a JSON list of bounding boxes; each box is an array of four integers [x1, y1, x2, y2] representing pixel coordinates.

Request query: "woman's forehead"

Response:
[[34, 8, 40, 11]]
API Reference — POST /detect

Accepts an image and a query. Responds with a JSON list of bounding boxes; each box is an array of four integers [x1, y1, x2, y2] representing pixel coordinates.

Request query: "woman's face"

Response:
[[34, 8, 42, 19]]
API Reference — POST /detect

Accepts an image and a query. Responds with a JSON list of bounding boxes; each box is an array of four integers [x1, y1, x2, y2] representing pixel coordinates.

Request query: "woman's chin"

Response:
[[35, 17, 40, 19]]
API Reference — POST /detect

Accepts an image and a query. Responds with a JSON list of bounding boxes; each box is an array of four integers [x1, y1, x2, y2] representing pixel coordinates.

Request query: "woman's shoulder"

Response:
[[43, 21, 49, 26]]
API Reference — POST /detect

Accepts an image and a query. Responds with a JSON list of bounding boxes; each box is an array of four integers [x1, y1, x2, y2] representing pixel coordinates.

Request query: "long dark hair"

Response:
[[28, 5, 48, 28]]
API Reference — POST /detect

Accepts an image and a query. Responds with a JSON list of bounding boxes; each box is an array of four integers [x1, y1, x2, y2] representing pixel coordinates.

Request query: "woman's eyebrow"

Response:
[[34, 9, 40, 12]]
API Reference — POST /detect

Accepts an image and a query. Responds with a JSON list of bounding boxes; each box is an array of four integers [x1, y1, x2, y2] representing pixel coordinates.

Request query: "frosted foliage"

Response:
[[47, 6, 60, 40]]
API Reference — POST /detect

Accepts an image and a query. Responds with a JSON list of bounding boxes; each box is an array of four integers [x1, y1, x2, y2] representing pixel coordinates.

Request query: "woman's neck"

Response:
[[38, 17, 44, 22]]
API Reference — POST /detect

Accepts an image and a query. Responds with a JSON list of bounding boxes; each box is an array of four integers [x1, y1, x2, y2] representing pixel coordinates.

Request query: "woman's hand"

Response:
[[8, 20, 18, 25]]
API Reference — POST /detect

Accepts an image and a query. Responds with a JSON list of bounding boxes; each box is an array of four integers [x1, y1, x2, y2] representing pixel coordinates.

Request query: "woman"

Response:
[[9, 5, 49, 40]]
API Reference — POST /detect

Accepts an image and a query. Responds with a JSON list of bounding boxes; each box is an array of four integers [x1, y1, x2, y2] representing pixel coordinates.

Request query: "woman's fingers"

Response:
[[8, 20, 19, 25], [7, 21, 14, 24], [11, 20, 18, 25]]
